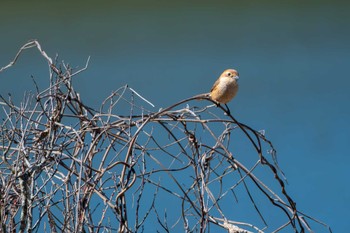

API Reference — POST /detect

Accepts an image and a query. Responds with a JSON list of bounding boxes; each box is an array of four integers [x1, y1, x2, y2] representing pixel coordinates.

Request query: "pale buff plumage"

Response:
[[210, 69, 239, 104]]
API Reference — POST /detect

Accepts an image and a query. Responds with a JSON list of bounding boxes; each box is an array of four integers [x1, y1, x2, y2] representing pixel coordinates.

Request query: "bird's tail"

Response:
[[192, 93, 211, 100]]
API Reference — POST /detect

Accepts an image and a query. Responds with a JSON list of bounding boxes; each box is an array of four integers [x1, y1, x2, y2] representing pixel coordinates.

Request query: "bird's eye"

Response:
[[227, 72, 232, 77]]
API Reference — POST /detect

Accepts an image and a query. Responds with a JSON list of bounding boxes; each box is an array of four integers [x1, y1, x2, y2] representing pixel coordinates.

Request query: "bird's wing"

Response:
[[210, 78, 220, 93]]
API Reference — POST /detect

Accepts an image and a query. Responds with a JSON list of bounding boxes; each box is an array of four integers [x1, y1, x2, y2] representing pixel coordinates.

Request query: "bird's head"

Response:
[[222, 69, 239, 81]]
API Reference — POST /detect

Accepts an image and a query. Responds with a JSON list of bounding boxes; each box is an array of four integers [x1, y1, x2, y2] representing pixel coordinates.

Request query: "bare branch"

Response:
[[0, 41, 331, 233]]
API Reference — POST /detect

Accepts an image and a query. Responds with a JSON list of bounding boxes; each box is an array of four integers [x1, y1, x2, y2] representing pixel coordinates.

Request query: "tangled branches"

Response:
[[0, 41, 331, 233]]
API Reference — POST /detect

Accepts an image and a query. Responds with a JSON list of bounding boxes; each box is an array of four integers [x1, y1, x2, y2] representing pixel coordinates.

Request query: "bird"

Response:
[[209, 69, 239, 114]]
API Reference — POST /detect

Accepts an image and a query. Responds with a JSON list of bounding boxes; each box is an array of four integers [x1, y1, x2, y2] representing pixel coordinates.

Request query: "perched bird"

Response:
[[210, 69, 239, 113], [210, 69, 239, 104]]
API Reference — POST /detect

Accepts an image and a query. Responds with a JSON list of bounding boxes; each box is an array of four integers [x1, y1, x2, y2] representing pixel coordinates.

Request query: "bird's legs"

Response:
[[224, 104, 231, 115], [213, 101, 231, 115]]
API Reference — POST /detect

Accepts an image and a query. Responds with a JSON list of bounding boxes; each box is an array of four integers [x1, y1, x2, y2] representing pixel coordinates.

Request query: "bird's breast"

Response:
[[211, 77, 238, 104]]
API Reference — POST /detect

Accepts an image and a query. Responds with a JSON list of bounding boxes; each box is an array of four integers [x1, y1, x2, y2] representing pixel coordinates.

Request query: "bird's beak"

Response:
[[235, 76, 239, 81]]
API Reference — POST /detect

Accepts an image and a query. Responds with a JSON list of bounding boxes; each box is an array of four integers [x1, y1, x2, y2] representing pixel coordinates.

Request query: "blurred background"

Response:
[[0, 0, 348, 232]]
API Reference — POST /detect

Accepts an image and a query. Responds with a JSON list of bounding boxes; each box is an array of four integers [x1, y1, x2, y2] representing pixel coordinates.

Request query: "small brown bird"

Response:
[[210, 69, 239, 113]]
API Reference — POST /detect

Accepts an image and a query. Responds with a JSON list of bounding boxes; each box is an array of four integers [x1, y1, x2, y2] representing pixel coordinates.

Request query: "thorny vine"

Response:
[[0, 40, 331, 233]]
